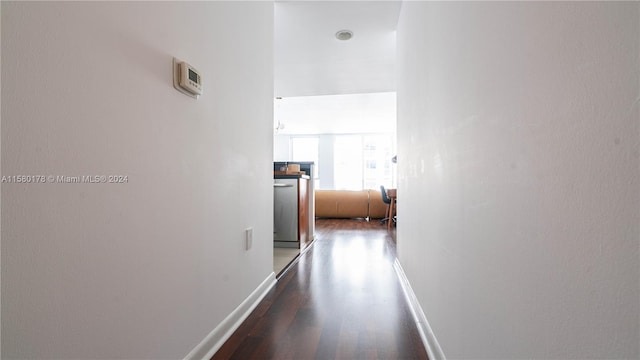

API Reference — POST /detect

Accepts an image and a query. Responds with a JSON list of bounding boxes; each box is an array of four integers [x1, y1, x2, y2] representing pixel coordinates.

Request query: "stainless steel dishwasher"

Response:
[[273, 179, 299, 248]]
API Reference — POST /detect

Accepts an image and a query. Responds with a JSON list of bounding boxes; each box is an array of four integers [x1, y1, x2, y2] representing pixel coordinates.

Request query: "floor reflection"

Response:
[[306, 220, 406, 357], [213, 219, 427, 359]]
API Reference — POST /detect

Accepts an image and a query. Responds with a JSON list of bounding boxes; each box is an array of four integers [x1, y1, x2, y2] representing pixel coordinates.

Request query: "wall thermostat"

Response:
[[173, 58, 203, 98]]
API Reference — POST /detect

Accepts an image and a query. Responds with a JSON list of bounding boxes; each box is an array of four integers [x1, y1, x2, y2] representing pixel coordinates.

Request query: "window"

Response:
[[334, 136, 363, 190], [284, 134, 395, 191], [333, 134, 395, 190], [362, 135, 394, 190]]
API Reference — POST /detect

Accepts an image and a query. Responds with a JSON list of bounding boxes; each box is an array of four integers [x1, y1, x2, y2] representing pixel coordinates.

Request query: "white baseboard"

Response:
[[393, 259, 446, 360], [184, 272, 277, 360]]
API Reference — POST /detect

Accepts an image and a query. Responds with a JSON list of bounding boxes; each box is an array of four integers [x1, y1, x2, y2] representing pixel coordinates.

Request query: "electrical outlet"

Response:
[[245, 228, 253, 250]]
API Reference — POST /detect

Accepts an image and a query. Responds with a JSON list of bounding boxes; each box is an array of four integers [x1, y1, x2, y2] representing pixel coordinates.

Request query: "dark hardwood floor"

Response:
[[212, 218, 427, 360]]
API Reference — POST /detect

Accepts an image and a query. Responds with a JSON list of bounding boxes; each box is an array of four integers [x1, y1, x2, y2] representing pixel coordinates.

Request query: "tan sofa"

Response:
[[315, 189, 389, 219], [368, 190, 389, 219]]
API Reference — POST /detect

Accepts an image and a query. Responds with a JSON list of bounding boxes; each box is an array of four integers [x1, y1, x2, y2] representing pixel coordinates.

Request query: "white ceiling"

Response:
[[274, 1, 402, 98], [274, 92, 396, 135], [274, 1, 401, 134]]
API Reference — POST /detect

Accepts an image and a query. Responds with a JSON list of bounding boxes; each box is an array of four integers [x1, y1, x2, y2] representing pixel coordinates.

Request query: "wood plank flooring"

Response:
[[212, 218, 428, 360]]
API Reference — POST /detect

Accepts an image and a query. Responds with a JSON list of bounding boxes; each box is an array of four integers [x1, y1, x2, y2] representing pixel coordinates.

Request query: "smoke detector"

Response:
[[335, 30, 353, 41]]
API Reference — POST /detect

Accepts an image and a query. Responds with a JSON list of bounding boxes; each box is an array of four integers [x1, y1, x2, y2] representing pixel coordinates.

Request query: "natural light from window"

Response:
[[273, 92, 396, 190], [334, 136, 363, 190], [291, 137, 320, 188]]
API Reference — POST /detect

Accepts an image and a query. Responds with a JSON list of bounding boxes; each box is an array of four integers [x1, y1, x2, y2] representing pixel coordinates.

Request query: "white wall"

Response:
[[273, 134, 291, 162], [316, 135, 336, 190], [397, 2, 639, 359], [1, 2, 273, 358]]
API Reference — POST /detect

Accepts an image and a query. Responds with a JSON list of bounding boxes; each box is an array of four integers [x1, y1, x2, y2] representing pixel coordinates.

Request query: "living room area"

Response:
[[272, 92, 398, 277], [273, 185, 397, 277]]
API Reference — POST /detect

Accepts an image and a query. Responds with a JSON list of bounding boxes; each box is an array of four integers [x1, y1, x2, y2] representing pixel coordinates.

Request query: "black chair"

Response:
[[380, 185, 391, 225]]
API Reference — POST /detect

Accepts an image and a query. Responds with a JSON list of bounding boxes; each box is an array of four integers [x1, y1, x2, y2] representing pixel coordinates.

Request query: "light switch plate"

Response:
[[245, 228, 253, 250]]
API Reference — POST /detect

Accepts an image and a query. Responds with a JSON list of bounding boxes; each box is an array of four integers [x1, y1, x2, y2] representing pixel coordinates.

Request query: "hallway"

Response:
[[213, 219, 428, 359]]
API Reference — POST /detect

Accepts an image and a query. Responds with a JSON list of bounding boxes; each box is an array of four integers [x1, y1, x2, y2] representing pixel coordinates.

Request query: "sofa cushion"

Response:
[[368, 190, 389, 219], [315, 190, 369, 218]]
